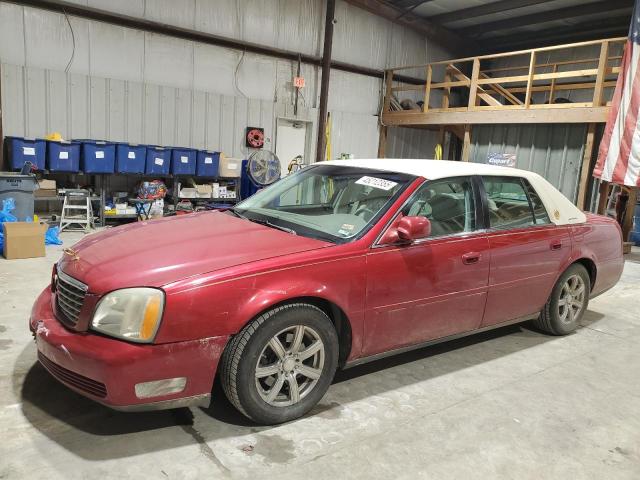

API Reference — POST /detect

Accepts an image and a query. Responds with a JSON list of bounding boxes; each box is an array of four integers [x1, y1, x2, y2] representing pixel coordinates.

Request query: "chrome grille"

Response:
[[56, 269, 88, 325]]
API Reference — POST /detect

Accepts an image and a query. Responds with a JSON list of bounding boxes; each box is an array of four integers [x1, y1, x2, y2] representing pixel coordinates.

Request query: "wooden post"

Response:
[[593, 40, 609, 107], [577, 123, 596, 210], [525, 51, 536, 108], [442, 66, 452, 109], [548, 63, 557, 104], [621, 187, 638, 242], [383, 69, 393, 114], [461, 124, 472, 162], [597, 180, 610, 215], [468, 59, 480, 109], [378, 124, 387, 158], [423, 65, 432, 112]]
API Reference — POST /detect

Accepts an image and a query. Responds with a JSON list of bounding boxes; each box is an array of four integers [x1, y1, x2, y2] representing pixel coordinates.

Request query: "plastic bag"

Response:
[[0, 198, 17, 223], [45, 226, 63, 245]]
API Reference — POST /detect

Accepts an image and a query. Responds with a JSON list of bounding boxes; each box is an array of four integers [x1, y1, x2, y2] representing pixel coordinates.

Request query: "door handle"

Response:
[[462, 252, 481, 265], [550, 241, 562, 251]]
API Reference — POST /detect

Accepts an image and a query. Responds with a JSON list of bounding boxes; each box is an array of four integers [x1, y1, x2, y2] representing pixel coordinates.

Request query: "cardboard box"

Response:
[[2, 222, 49, 259], [196, 184, 213, 198], [34, 179, 57, 198]]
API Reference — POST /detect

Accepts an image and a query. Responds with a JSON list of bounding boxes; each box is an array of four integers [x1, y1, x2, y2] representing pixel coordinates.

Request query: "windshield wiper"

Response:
[[229, 208, 247, 219], [248, 217, 297, 235], [230, 208, 296, 235]]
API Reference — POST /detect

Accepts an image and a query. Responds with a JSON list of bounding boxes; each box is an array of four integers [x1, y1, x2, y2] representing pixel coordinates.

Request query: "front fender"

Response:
[[156, 255, 367, 360]]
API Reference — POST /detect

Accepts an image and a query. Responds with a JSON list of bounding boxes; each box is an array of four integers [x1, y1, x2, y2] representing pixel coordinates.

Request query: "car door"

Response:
[[363, 176, 490, 357], [479, 175, 572, 327]]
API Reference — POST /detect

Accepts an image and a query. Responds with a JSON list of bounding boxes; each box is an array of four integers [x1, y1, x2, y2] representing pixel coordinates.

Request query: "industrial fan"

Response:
[[240, 149, 281, 199]]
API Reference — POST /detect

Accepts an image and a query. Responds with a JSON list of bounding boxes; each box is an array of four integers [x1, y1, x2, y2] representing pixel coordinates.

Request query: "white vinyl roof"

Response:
[[323, 158, 587, 225]]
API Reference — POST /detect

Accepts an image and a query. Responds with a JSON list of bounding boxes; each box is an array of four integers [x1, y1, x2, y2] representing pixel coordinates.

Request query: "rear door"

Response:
[[480, 176, 572, 327], [363, 176, 490, 356]]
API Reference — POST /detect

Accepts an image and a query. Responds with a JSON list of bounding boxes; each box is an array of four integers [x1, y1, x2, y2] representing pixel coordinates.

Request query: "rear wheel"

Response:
[[534, 263, 590, 335], [220, 303, 338, 425]]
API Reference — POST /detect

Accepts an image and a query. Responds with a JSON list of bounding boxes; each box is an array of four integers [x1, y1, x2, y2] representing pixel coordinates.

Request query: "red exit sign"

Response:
[[293, 76, 305, 88]]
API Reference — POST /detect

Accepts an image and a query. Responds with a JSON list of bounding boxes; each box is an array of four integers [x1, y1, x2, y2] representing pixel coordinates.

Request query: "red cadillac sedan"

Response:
[[30, 159, 624, 424]]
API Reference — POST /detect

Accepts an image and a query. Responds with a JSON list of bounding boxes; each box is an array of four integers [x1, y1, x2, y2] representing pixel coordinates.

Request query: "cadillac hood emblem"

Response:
[[63, 248, 80, 261]]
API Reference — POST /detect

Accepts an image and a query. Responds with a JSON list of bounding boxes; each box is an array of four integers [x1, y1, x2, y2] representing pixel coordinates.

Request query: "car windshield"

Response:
[[233, 164, 414, 243]]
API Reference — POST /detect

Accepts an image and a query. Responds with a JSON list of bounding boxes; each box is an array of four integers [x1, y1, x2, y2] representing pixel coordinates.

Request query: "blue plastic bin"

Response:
[[116, 143, 146, 174], [196, 150, 220, 177], [145, 146, 171, 175], [171, 148, 197, 175], [46, 140, 81, 172], [5, 137, 46, 171], [78, 140, 116, 174], [631, 203, 640, 246]]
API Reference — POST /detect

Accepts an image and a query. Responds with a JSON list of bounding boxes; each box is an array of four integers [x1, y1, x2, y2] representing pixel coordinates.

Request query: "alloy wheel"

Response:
[[255, 325, 325, 407], [558, 274, 586, 324]]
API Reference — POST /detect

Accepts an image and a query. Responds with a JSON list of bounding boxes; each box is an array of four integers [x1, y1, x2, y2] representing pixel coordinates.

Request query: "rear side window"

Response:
[[482, 176, 550, 230], [523, 180, 551, 225]]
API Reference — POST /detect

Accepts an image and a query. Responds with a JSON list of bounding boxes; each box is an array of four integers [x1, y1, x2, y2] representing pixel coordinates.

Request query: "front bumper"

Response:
[[29, 288, 229, 411]]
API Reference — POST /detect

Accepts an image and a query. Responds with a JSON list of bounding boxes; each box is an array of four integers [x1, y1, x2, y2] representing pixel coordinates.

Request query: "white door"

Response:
[[275, 119, 308, 176]]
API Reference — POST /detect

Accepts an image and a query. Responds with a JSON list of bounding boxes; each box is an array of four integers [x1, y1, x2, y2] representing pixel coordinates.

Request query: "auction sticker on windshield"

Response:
[[355, 176, 398, 191]]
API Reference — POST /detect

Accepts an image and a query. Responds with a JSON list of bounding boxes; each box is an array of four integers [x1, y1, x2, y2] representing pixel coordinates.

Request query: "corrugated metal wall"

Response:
[[469, 124, 587, 201], [1, 63, 282, 158], [0, 1, 453, 161], [386, 127, 440, 159]]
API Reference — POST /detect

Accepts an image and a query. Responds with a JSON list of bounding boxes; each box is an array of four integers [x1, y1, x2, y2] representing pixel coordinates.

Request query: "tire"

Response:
[[534, 263, 590, 335], [220, 303, 339, 425]]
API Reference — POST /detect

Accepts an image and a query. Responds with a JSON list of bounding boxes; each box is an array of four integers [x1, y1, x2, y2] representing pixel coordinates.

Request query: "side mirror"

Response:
[[380, 216, 431, 245]]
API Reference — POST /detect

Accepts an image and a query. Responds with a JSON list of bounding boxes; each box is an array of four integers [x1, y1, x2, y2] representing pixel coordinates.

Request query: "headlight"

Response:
[[92, 288, 164, 343]]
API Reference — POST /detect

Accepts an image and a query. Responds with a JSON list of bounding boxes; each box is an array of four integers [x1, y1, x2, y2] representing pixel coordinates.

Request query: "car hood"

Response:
[[58, 211, 332, 293]]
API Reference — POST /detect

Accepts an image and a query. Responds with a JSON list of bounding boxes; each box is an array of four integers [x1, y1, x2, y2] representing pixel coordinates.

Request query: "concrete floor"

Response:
[[1, 231, 639, 479]]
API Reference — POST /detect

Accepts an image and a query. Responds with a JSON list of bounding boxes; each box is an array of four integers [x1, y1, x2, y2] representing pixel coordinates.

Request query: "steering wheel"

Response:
[[354, 205, 375, 221]]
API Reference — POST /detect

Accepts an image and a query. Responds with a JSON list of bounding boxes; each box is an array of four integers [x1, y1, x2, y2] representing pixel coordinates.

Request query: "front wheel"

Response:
[[534, 263, 590, 335], [220, 303, 339, 425]]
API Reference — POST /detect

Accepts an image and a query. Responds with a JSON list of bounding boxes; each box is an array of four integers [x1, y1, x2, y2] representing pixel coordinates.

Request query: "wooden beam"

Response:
[[483, 55, 623, 74], [524, 52, 536, 108], [441, 68, 452, 109], [461, 125, 472, 161], [500, 80, 617, 95], [577, 123, 597, 210], [483, 15, 631, 48], [448, 64, 502, 107], [593, 41, 610, 107], [423, 64, 432, 111], [383, 70, 393, 113], [429, 0, 553, 24], [464, 0, 632, 38], [343, 0, 467, 52], [622, 187, 638, 241], [391, 37, 626, 72], [548, 64, 558, 104], [381, 106, 610, 125], [493, 27, 630, 52], [378, 124, 387, 158], [480, 72, 523, 105], [596, 180, 610, 215]]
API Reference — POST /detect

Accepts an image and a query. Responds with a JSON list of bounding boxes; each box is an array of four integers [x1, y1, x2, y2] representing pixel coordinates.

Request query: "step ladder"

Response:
[[59, 189, 94, 233]]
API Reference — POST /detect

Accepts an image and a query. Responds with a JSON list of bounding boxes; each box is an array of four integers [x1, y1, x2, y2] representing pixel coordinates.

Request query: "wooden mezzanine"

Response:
[[378, 37, 626, 209]]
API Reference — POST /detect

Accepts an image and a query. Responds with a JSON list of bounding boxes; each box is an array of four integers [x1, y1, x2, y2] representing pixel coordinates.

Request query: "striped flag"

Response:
[[593, 0, 640, 186]]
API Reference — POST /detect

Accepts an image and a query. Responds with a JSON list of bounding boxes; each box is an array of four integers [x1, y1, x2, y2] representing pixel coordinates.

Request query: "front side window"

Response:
[[400, 177, 476, 238], [483, 176, 550, 229], [234, 165, 414, 243]]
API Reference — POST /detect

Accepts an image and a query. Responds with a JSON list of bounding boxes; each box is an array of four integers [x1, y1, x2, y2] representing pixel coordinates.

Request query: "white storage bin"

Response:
[[219, 155, 242, 178]]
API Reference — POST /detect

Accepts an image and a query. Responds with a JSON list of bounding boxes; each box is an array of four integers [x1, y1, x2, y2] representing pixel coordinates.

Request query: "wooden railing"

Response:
[[382, 37, 626, 124]]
